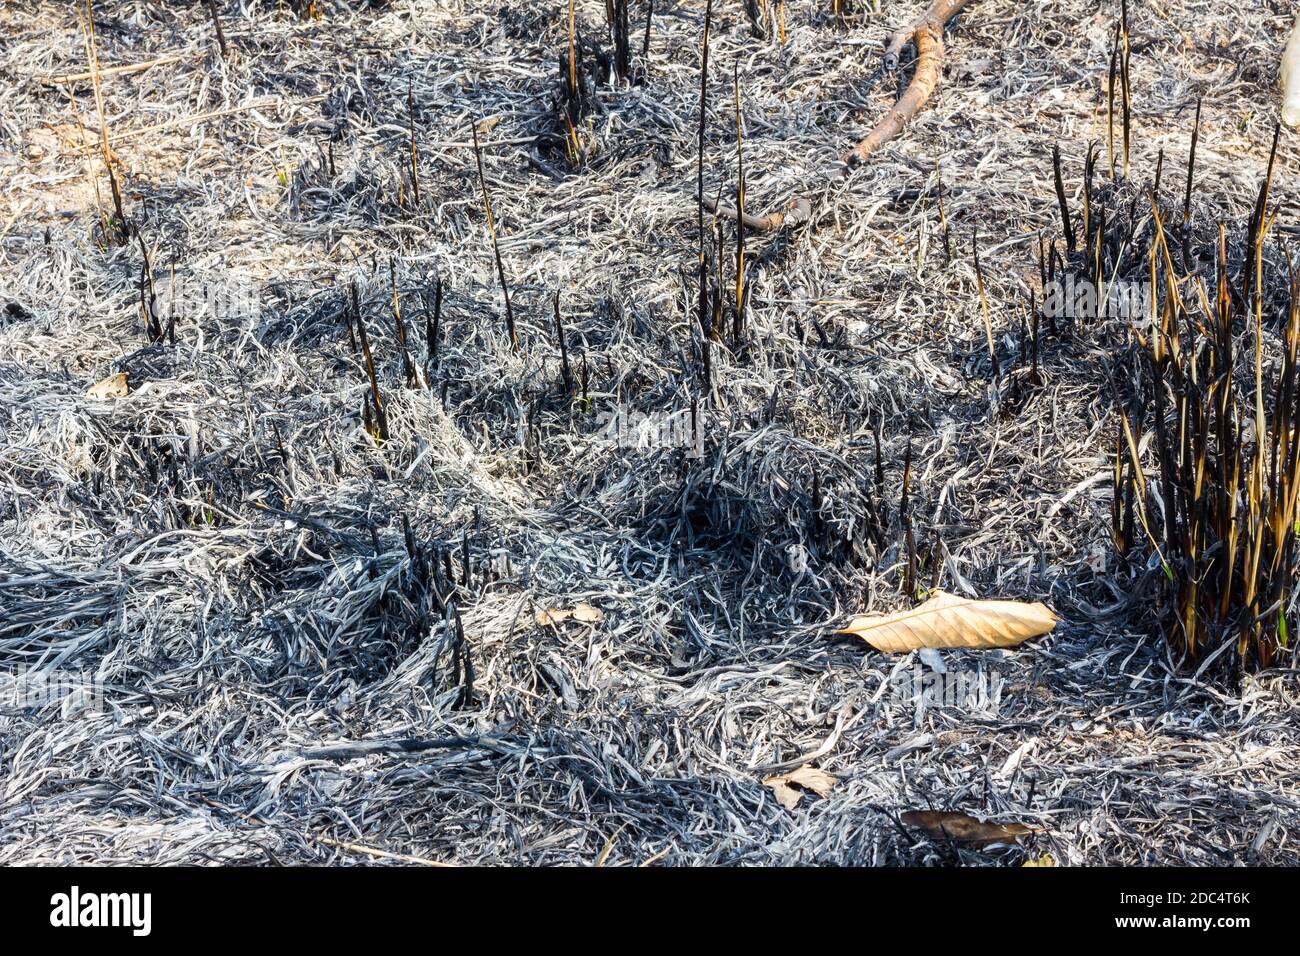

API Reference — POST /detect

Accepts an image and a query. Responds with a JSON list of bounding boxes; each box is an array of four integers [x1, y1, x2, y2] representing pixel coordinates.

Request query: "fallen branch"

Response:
[[709, 0, 976, 232]]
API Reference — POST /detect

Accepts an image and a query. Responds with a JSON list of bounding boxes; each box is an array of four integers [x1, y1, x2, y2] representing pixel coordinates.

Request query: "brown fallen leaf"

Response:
[[900, 809, 1039, 846], [835, 590, 1057, 652], [535, 601, 603, 627], [85, 372, 129, 400], [762, 765, 836, 811]]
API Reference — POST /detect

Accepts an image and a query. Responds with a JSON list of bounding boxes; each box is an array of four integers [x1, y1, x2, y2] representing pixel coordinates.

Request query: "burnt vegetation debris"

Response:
[[2, 0, 1298, 867]]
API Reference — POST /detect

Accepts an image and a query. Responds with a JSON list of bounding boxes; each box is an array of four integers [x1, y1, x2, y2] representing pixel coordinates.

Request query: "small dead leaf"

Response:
[[1022, 853, 1056, 867], [535, 601, 603, 627], [900, 809, 1039, 846], [86, 372, 129, 400], [836, 590, 1057, 652], [762, 765, 836, 811]]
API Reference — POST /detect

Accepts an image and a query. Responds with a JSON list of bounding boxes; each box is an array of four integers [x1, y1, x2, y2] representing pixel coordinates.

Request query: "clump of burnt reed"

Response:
[[689, 3, 755, 388], [76, 1, 130, 246], [1031, 6, 1293, 673], [136, 235, 163, 344], [1044, 99, 1293, 673], [397, 81, 421, 213], [605, 0, 655, 85], [550, 1, 601, 167], [1112, 130, 1296, 674], [350, 279, 390, 442], [539, 1, 654, 169]]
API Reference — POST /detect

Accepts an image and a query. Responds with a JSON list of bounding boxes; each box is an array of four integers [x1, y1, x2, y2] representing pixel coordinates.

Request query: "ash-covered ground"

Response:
[[1, 0, 1298, 865]]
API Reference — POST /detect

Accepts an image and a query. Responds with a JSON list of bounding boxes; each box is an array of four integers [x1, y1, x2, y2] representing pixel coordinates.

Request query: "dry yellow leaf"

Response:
[[535, 601, 603, 627], [85, 372, 129, 400], [835, 590, 1057, 652], [762, 765, 836, 811], [1023, 853, 1056, 867], [900, 809, 1039, 846]]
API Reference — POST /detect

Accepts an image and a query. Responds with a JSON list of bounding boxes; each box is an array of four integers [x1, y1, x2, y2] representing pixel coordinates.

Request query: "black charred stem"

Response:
[[609, 0, 633, 83], [441, 548, 456, 600], [928, 528, 944, 593], [1030, 289, 1040, 377], [1052, 145, 1075, 252], [106, 163, 129, 244], [733, 61, 746, 343], [810, 471, 826, 554], [900, 432, 917, 596], [270, 420, 290, 477], [1109, 428, 1126, 552], [972, 230, 1000, 379], [554, 290, 573, 394], [471, 123, 517, 350], [1083, 143, 1097, 248], [711, 194, 725, 340], [344, 280, 359, 352], [165, 265, 177, 345], [936, 159, 952, 261], [1107, 21, 1120, 178], [642, 0, 655, 62], [401, 513, 423, 582], [903, 514, 917, 598], [422, 273, 442, 375], [460, 531, 471, 589], [137, 235, 161, 342], [696, 0, 713, 346], [1242, 123, 1281, 312], [1182, 97, 1202, 271], [447, 600, 474, 709], [389, 258, 417, 388], [407, 80, 421, 208], [1120, 0, 1131, 176], [205, 0, 228, 59], [872, 425, 886, 503], [700, 324, 712, 387], [899, 432, 913, 519], [353, 280, 389, 442]]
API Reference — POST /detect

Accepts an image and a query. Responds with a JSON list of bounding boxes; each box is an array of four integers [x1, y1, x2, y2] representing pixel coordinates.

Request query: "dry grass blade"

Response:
[[309, 835, 454, 867], [900, 810, 1038, 846], [836, 590, 1057, 652], [39, 54, 184, 85]]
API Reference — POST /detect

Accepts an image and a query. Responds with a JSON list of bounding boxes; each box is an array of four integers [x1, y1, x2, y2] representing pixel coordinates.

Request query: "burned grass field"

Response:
[[2, 0, 1300, 865]]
